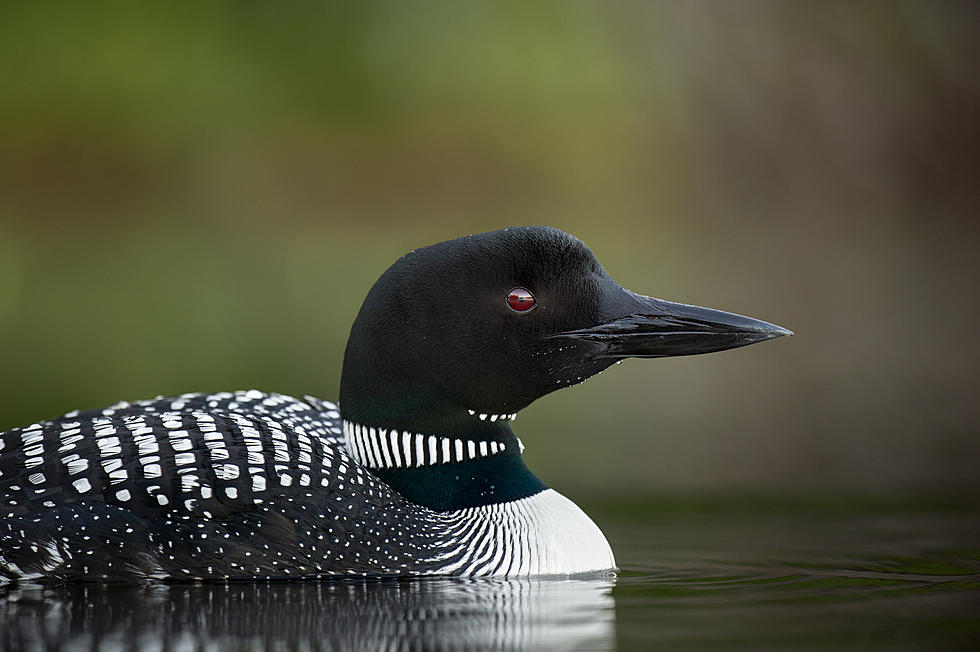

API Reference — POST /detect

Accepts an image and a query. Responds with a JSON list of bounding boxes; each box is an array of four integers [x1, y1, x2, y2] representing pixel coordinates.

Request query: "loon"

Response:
[[0, 226, 790, 582]]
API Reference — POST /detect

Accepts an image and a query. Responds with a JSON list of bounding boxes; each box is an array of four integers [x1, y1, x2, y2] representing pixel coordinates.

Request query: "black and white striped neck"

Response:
[[342, 420, 524, 470], [342, 419, 543, 512]]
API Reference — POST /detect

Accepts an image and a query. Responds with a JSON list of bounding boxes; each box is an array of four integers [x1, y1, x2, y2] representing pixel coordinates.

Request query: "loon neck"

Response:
[[342, 419, 546, 511]]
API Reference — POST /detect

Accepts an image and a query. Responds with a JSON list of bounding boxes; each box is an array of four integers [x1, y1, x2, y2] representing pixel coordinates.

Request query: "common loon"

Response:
[[0, 226, 790, 582]]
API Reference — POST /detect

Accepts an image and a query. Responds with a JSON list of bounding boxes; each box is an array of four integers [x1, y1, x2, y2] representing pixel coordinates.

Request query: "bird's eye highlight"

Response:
[[507, 287, 537, 312]]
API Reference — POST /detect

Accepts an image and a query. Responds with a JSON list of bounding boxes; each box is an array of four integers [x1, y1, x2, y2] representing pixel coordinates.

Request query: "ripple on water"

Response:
[[608, 504, 980, 650]]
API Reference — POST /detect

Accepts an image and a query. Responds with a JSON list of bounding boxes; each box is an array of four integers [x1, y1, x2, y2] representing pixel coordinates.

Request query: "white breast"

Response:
[[432, 489, 617, 577]]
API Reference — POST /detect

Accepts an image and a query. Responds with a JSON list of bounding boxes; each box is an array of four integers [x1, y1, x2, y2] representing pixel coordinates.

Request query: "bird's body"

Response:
[[0, 226, 789, 583], [0, 391, 611, 580]]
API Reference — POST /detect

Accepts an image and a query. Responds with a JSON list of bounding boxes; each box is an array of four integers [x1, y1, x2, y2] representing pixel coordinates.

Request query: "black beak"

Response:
[[552, 291, 792, 359]]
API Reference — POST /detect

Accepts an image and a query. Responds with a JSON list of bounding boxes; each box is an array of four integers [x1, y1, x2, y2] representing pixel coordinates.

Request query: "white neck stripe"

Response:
[[467, 409, 518, 422], [343, 421, 515, 469]]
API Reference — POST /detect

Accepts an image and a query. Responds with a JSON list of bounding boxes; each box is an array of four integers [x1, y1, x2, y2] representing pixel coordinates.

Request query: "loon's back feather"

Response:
[[0, 391, 458, 581]]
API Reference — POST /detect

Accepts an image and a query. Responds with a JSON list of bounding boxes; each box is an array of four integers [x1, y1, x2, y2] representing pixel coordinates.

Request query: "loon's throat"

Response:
[[342, 420, 545, 511]]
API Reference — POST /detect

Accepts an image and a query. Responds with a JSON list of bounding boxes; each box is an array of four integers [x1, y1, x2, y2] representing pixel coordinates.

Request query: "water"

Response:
[[607, 499, 980, 651], [2, 499, 978, 651]]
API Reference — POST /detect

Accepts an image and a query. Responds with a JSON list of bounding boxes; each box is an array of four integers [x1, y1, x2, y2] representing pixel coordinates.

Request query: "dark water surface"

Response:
[[2, 499, 978, 651]]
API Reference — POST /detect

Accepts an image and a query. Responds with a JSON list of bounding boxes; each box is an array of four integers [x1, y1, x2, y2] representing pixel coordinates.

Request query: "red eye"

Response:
[[507, 287, 536, 312]]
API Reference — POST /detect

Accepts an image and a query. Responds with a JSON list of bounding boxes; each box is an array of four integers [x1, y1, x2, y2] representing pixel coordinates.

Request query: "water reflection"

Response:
[[1, 576, 616, 651]]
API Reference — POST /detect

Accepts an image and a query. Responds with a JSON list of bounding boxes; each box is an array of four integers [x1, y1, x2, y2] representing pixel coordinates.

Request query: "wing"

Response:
[[0, 391, 452, 582]]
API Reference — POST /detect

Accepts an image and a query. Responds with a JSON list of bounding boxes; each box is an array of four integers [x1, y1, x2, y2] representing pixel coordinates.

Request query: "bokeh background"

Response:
[[1, 1, 977, 502]]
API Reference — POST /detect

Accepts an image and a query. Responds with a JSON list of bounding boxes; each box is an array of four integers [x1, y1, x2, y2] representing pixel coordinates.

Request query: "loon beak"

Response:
[[553, 292, 793, 359]]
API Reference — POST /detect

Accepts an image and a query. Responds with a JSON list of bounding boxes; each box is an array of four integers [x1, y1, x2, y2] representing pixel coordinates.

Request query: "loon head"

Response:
[[340, 226, 790, 440]]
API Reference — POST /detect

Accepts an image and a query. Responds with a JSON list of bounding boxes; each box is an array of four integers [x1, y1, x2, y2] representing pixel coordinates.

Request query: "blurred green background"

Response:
[[1, 1, 977, 502]]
